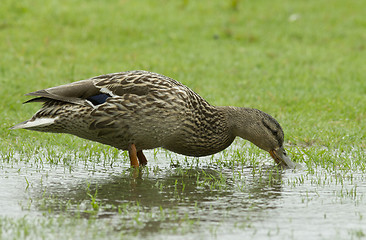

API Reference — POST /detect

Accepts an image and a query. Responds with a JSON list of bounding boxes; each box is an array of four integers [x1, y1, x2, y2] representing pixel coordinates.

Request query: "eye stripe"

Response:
[[262, 118, 283, 147], [262, 119, 278, 136]]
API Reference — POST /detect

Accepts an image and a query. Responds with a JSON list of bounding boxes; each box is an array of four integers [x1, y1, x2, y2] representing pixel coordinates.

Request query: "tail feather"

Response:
[[10, 118, 56, 130]]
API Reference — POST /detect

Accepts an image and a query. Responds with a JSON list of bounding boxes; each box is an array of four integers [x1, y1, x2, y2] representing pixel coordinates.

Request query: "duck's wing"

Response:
[[24, 70, 190, 106], [91, 70, 190, 101], [25, 79, 100, 105]]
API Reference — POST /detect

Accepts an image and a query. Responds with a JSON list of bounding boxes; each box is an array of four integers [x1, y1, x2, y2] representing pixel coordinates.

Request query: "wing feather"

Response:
[[26, 79, 100, 105], [24, 70, 192, 106]]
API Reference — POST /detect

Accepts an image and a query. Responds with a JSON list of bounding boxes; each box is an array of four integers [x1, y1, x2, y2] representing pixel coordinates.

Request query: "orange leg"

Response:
[[128, 143, 139, 168], [137, 150, 148, 166]]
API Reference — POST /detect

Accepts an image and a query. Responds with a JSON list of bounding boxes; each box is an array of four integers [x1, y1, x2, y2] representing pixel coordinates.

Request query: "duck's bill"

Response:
[[269, 147, 297, 169]]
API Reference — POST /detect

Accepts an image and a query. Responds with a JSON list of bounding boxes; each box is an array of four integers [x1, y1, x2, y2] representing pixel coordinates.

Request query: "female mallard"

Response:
[[12, 70, 296, 168]]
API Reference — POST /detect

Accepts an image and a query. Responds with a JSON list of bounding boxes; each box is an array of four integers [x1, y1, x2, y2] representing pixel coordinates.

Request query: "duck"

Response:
[[11, 70, 296, 168]]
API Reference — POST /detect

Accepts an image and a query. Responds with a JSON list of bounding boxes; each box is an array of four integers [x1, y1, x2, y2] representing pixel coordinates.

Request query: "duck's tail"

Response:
[[10, 117, 57, 130]]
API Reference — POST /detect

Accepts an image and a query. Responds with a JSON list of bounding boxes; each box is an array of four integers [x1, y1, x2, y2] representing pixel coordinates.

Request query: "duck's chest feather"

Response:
[[161, 104, 236, 157]]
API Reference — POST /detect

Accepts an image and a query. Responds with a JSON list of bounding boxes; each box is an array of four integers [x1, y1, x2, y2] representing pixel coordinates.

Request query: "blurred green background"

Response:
[[1, 0, 365, 150]]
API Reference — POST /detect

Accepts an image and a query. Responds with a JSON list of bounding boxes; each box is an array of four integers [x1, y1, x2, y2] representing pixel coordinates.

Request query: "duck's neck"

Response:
[[217, 106, 262, 142]]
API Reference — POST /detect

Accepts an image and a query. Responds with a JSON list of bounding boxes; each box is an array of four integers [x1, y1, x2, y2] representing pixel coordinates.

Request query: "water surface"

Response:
[[1, 144, 365, 239]]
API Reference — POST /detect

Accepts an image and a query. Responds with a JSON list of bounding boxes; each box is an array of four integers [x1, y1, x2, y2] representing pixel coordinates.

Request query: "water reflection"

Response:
[[32, 165, 284, 220]]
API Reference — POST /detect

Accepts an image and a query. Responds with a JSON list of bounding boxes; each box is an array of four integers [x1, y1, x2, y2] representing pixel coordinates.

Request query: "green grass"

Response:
[[1, 0, 365, 151], [1, 0, 366, 239]]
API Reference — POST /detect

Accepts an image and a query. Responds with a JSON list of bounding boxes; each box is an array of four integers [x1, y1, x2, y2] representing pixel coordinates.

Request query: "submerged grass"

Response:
[[1, 0, 366, 239]]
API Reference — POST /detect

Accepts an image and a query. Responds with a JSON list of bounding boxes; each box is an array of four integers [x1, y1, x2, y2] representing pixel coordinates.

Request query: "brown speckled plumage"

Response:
[[11, 70, 296, 168]]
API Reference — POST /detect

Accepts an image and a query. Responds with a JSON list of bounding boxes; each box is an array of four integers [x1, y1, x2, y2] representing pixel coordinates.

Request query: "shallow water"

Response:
[[1, 144, 365, 239]]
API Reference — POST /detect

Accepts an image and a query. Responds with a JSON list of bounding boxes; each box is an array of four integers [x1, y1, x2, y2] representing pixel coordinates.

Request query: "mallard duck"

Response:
[[11, 70, 296, 168]]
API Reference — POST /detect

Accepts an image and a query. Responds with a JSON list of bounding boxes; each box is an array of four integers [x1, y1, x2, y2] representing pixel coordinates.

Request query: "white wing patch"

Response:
[[11, 117, 57, 130], [100, 87, 116, 96], [85, 99, 97, 109]]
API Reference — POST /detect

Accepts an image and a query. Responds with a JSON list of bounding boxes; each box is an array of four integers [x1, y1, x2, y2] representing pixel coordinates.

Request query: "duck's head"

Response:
[[229, 107, 296, 168]]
